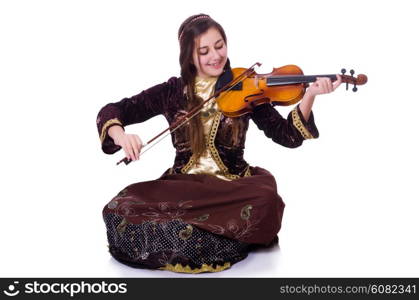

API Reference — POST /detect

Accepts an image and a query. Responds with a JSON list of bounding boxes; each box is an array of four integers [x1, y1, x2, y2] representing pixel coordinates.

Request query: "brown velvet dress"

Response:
[[97, 63, 319, 273]]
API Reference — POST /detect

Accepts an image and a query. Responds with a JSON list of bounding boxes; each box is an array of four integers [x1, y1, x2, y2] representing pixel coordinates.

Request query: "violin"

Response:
[[217, 63, 367, 117], [117, 63, 368, 165]]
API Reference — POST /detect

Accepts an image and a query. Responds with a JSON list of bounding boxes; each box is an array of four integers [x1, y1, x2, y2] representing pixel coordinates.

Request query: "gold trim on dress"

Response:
[[100, 118, 123, 143], [159, 262, 231, 273], [181, 155, 196, 174], [291, 107, 313, 139], [244, 165, 252, 177], [206, 112, 241, 180]]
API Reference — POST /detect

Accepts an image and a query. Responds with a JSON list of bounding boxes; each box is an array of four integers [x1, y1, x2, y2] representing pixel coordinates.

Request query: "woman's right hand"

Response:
[[108, 125, 143, 161]]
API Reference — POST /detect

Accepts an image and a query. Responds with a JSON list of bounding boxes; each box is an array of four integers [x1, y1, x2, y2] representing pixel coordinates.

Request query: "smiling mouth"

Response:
[[208, 60, 223, 68]]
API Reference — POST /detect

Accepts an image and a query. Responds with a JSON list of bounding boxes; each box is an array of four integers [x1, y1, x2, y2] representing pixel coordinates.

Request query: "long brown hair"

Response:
[[178, 14, 238, 158]]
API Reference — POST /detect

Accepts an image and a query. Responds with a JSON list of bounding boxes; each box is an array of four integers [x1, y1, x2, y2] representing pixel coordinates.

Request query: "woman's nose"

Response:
[[209, 48, 221, 60]]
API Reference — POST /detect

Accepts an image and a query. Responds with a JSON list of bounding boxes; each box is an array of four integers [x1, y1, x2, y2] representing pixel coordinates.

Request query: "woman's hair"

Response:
[[178, 14, 238, 158]]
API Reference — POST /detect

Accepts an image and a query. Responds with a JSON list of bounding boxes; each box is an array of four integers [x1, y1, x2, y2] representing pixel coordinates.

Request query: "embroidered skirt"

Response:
[[103, 166, 285, 273]]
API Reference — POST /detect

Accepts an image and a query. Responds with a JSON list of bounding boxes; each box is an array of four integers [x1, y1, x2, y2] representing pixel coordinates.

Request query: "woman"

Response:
[[96, 14, 342, 273]]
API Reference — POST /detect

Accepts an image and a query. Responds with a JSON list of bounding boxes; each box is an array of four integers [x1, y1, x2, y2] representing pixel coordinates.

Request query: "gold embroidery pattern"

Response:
[[291, 108, 313, 139], [179, 224, 193, 240], [159, 262, 231, 273], [240, 205, 253, 220], [243, 165, 251, 177], [116, 218, 128, 236], [100, 118, 123, 143], [194, 214, 209, 222]]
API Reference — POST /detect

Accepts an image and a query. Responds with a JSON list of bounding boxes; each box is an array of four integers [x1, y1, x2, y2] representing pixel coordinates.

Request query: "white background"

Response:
[[1, 0, 418, 278]]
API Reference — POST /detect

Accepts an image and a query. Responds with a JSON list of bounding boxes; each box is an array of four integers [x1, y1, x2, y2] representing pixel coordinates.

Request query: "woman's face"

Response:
[[192, 27, 228, 78]]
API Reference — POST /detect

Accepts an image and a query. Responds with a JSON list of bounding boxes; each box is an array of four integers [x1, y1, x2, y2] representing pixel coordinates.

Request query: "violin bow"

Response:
[[116, 62, 262, 165]]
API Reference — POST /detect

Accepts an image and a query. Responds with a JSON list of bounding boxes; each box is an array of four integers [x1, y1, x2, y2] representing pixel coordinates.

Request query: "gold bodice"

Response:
[[183, 76, 234, 181]]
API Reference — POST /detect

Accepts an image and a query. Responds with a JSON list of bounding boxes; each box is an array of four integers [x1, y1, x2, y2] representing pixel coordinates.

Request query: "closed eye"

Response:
[[198, 40, 225, 55]]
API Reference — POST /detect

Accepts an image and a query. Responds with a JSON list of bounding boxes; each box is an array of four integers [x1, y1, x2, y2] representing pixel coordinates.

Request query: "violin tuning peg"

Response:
[[341, 68, 346, 75], [350, 69, 355, 76], [346, 82, 349, 91], [352, 85, 358, 92]]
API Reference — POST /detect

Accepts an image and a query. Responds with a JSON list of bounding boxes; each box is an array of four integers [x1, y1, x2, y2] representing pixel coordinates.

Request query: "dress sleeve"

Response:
[[96, 76, 177, 154], [250, 103, 319, 148]]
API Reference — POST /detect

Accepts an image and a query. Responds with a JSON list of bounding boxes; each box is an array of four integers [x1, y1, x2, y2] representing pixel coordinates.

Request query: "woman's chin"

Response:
[[204, 67, 225, 77]]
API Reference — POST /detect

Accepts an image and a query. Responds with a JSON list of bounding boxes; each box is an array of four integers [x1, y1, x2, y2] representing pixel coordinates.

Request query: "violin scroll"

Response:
[[341, 68, 368, 92]]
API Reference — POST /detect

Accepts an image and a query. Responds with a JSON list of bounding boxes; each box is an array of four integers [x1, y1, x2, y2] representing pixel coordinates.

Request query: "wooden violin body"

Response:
[[217, 64, 368, 117]]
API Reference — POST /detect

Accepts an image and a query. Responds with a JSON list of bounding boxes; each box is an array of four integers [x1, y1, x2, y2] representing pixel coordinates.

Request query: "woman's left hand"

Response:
[[306, 74, 342, 97]]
